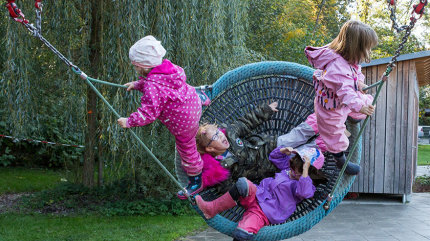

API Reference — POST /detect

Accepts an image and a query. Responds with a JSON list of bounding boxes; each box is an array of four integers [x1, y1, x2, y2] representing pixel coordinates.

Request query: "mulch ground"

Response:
[[413, 182, 430, 193], [0, 193, 28, 213]]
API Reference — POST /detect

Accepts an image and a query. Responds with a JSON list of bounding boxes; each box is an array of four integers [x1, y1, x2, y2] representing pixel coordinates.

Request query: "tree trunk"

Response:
[[98, 138, 104, 186], [83, 0, 103, 187]]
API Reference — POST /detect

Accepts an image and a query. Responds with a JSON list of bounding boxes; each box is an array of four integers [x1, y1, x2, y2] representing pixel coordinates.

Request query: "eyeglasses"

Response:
[[206, 129, 220, 147]]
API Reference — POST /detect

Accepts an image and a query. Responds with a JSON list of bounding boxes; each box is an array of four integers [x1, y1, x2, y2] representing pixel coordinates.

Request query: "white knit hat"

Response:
[[129, 35, 166, 68]]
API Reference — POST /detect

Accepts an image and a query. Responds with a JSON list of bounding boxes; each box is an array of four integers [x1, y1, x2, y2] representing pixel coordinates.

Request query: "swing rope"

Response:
[[4, 0, 194, 202], [324, 0, 426, 210]]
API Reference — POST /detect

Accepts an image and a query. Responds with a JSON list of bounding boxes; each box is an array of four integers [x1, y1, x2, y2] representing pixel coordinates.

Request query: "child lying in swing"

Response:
[[196, 146, 319, 240], [194, 102, 326, 196]]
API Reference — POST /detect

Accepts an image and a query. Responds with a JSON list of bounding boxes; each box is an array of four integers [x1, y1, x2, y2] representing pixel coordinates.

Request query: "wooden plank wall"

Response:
[[350, 60, 417, 194]]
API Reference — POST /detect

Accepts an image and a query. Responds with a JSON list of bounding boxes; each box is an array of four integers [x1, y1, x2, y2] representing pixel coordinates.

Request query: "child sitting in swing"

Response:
[[117, 35, 204, 197], [196, 146, 319, 240]]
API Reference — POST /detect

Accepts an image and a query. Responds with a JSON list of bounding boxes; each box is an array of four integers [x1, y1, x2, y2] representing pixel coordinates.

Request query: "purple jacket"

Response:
[[127, 59, 201, 136], [256, 146, 316, 224], [305, 46, 367, 112]]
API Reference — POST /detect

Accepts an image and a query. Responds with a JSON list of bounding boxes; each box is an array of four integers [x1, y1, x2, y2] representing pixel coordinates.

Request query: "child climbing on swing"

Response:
[[117, 35, 204, 198], [305, 20, 379, 175], [196, 145, 319, 240]]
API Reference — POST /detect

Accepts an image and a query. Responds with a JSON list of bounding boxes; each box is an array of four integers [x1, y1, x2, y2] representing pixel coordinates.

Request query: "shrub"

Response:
[[413, 175, 430, 193], [20, 178, 194, 216]]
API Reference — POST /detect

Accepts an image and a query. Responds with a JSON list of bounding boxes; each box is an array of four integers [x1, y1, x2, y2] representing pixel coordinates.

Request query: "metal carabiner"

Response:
[[35, 1, 43, 35], [413, 0, 427, 15], [5, 0, 29, 24], [34, 0, 42, 9]]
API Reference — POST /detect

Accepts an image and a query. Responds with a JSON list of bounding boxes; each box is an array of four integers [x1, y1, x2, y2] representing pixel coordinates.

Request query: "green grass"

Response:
[[0, 167, 64, 194], [0, 213, 206, 241], [418, 145, 430, 166]]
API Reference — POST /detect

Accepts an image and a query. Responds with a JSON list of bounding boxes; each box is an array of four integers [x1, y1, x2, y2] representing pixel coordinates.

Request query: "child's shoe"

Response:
[[177, 173, 203, 200], [333, 152, 360, 175], [195, 88, 211, 106], [233, 229, 254, 241]]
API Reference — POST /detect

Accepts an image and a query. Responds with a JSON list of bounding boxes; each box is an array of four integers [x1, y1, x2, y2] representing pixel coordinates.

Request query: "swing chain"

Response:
[[35, 0, 42, 35], [387, 0, 426, 33], [386, 12, 417, 75], [364, 2, 419, 92], [37, 33, 77, 69]]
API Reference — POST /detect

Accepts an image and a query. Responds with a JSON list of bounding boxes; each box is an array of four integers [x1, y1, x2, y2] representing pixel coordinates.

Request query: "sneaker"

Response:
[[333, 153, 360, 175], [177, 174, 203, 200]]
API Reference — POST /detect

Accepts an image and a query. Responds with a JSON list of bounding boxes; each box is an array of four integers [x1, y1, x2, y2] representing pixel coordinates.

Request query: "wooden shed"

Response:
[[350, 50, 430, 202]]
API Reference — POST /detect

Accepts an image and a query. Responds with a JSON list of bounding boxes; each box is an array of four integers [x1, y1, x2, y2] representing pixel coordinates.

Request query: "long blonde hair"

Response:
[[329, 20, 378, 64]]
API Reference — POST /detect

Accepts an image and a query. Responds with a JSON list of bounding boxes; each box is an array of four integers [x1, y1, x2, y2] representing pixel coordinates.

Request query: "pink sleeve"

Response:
[[357, 65, 366, 83], [338, 80, 365, 113], [324, 63, 365, 113], [127, 85, 164, 127], [134, 79, 145, 93], [348, 92, 374, 120]]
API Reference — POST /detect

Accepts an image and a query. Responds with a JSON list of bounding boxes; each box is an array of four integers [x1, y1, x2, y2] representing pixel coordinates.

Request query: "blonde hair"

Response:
[[329, 20, 378, 64], [196, 123, 218, 154]]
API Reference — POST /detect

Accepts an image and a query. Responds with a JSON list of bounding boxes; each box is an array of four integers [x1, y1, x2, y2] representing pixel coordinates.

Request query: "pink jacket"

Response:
[[127, 59, 201, 136], [305, 46, 367, 112]]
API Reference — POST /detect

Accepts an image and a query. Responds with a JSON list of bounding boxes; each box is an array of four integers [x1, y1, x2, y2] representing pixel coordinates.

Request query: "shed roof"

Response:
[[362, 50, 430, 86]]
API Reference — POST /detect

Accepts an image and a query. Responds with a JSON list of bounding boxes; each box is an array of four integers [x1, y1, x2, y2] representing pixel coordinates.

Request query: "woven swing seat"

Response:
[[175, 61, 362, 241]]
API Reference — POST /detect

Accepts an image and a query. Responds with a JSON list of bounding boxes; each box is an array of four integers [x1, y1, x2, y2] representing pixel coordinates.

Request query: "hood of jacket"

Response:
[[141, 59, 186, 89], [304, 45, 344, 69]]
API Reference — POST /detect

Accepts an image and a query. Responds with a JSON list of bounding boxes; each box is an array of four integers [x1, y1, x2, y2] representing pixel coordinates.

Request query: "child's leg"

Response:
[[176, 134, 203, 176], [277, 113, 318, 147], [315, 108, 349, 153], [315, 106, 360, 175], [176, 129, 204, 199], [195, 177, 265, 222], [196, 177, 249, 219], [195, 190, 237, 219], [332, 151, 360, 175], [233, 178, 269, 239]]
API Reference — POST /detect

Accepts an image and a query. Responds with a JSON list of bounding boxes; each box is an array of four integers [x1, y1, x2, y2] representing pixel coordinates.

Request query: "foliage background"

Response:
[[1, 0, 429, 197]]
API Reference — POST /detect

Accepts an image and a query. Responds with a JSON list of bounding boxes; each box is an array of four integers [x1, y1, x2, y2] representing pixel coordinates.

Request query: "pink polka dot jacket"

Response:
[[127, 59, 202, 137]]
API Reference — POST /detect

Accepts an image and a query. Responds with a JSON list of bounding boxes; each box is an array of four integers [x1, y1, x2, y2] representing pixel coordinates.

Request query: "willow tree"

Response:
[[1, 0, 257, 194]]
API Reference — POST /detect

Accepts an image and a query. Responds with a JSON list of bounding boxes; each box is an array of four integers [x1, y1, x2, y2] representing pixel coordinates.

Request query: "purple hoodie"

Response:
[[256, 146, 316, 224], [304, 46, 366, 112], [127, 59, 201, 136]]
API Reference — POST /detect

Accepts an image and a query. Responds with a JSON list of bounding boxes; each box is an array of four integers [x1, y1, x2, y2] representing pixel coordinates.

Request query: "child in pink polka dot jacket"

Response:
[[117, 36, 203, 198]]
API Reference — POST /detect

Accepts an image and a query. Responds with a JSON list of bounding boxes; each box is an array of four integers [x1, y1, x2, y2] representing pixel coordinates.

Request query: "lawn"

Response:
[[0, 167, 208, 240], [418, 145, 430, 166], [0, 213, 206, 241], [0, 167, 64, 194]]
